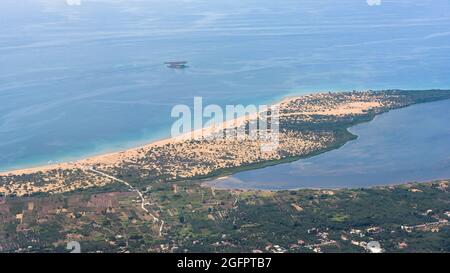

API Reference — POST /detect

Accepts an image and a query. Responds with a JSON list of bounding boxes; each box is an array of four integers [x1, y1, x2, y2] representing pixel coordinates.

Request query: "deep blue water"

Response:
[[1, 0, 450, 171], [208, 99, 450, 190]]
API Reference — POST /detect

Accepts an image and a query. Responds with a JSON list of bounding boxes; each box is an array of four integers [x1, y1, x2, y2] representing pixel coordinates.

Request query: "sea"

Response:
[[1, 0, 450, 178]]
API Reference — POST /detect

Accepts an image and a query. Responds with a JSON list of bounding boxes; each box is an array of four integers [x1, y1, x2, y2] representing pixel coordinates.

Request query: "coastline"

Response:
[[0, 89, 390, 175], [0, 95, 296, 176], [2, 89, 450, 197]]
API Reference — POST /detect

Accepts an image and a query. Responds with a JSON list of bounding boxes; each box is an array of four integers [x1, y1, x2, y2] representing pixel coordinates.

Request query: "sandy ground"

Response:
[[0, 97, 291, 177], [0, 93, 381, 177]]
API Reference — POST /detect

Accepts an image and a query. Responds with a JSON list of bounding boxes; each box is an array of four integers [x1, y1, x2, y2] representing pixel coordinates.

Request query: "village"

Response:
[[1, 178, 449, 253]]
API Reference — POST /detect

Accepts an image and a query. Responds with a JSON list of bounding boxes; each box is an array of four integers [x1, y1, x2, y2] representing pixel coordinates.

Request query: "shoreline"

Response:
[[4, 89, 449, 184], [0, 95, 297, 176], [203, 176, 450, 192], [2, 89, 450, 198], [203, 99, 450, 191], [0, 89, 391, 175]]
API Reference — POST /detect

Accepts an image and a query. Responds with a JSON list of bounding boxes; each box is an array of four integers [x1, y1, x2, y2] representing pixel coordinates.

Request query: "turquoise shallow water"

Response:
[[208, 99, 450, 190], [1, 0, 450, 171]]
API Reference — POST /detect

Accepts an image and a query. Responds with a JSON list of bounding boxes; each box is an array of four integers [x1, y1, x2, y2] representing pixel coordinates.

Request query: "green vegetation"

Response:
[[1, 179, 449, 253]]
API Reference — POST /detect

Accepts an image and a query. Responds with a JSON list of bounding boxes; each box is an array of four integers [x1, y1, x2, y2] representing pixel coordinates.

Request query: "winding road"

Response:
[[87, 168, 165, 236]]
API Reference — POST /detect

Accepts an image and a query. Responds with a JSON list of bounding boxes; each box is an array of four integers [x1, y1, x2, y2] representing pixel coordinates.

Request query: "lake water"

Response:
[[1, 0, 450, 171], [208, 99, 450, 190]]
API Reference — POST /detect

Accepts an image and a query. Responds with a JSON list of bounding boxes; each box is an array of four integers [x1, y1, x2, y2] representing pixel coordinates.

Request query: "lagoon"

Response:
[[208, 99, 450, 190]]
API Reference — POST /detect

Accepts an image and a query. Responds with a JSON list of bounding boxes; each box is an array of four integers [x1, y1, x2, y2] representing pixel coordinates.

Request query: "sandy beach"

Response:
[[0, 93, 385, 177], [3, 90, 449, 197], [0, 96, 292, 177]]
